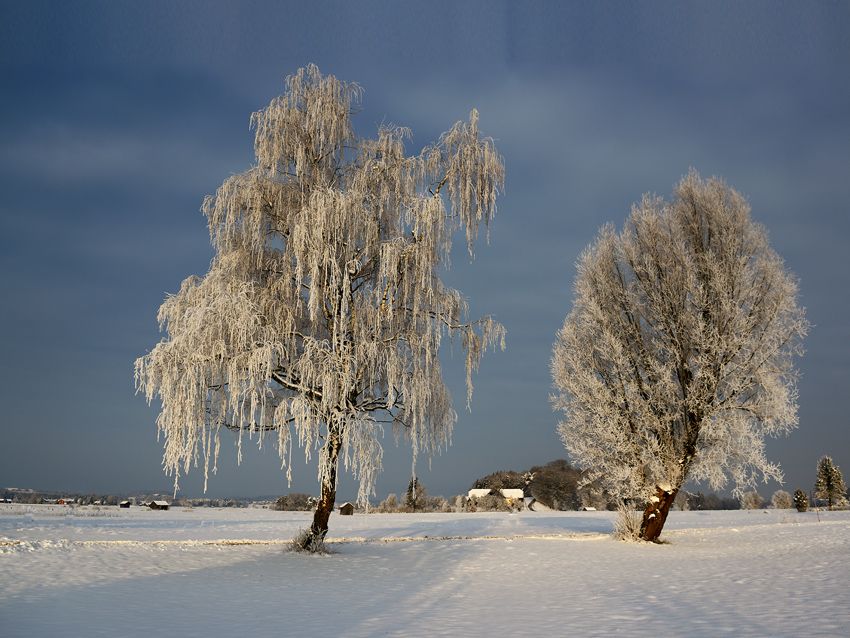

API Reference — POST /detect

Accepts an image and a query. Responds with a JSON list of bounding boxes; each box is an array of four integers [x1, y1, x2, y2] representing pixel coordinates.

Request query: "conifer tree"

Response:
[[814, 456, 847, 510], [793, 488, 808, 512], [404, 477, 427, 511]]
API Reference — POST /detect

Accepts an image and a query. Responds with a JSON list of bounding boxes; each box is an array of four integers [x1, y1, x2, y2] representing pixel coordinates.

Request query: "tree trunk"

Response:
[[640, 484, 679, 542], [299, 437, 341, 552]]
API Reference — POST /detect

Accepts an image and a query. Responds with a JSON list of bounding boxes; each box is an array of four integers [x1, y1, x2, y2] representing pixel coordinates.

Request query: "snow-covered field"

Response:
[[1, 505, 848, 637]]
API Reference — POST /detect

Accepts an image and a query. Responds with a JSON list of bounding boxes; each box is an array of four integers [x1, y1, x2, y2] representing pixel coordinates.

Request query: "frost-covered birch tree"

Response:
[[135, 65, 504, 551], [551, 171, 809, 542]]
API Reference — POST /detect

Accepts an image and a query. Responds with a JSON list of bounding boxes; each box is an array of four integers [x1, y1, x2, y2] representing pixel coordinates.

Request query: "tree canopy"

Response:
[[136, 65, 504, 549], [551, 171, 809, 540]]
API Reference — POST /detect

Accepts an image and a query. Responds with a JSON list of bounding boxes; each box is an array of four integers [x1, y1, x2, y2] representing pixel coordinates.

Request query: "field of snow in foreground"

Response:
[[1, 505, 848, 637]]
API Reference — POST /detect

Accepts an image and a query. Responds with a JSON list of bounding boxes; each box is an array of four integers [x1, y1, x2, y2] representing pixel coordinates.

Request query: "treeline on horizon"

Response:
[[267, 459, 743, 512], [5, 460, 784, 512], [0, 488, 249, 508]]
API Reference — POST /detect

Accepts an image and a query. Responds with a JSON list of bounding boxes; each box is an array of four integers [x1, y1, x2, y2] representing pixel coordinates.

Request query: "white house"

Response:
[[500, 489, 524, 501], [467, 488, 525, 506]]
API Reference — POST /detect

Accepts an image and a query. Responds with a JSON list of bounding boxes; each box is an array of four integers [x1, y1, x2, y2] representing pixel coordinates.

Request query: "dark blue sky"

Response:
[[2, 1, 848, 502]]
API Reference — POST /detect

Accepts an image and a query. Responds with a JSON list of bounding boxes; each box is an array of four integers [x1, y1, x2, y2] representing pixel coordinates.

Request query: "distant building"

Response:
[[467, 488, 524, 500], [119, 501, 131, 508], [500, 489, 524, 501], [148, 500, 170, 510], [339, 502, 355, 515]]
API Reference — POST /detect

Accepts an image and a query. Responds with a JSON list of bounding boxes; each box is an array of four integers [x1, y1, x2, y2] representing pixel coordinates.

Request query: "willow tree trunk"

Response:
[[300, 437, 341, 552], [640, 484, 679, 542]]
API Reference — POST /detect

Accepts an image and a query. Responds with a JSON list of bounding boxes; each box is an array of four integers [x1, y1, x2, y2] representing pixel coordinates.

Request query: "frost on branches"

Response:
[[551, 171, 809, 541], [135, 65, 504, 549]]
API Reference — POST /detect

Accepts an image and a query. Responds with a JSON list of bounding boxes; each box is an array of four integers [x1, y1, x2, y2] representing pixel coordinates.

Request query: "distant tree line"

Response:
[[271, 480, 456, 514], [684, 492, 741, 511], [0, 489, 260, 508], [271, 493, 314, 511], [374, 478, 452, 513], [1, 489, 124, 505], [179, 497, 246, 508]]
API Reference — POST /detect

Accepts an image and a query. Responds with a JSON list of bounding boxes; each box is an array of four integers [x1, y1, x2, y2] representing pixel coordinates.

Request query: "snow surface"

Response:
[[1, 505, 848, 637]]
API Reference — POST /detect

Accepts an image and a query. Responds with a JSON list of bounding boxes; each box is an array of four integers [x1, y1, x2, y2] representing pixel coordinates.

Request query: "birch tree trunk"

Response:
[[301, 436, 341, 551]]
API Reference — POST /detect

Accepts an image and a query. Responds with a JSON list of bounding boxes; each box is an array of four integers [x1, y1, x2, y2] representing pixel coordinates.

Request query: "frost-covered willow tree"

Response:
[[135, 65, 504, 550], [551, 171, 809, 542]]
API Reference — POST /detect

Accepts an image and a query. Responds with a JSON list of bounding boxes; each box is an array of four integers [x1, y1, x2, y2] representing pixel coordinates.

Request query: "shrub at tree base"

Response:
[[770, 490, 793, 510], [288, 528, 334, 555], [613, 502, 643, 542]]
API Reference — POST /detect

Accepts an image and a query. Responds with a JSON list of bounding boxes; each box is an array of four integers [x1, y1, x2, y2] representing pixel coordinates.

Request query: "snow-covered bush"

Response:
[[431, 496, 451, 513], [272, 493, 313, 511], [612, 502, 643, 541], [741, 491, 764, 510], [452, 495, 467, 512], [793, 489, 808, 512], [376, 494, 399, 513], [770, 490, 793, 510], [289, 528, 333, 554], [473, 492, 512, 512]]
